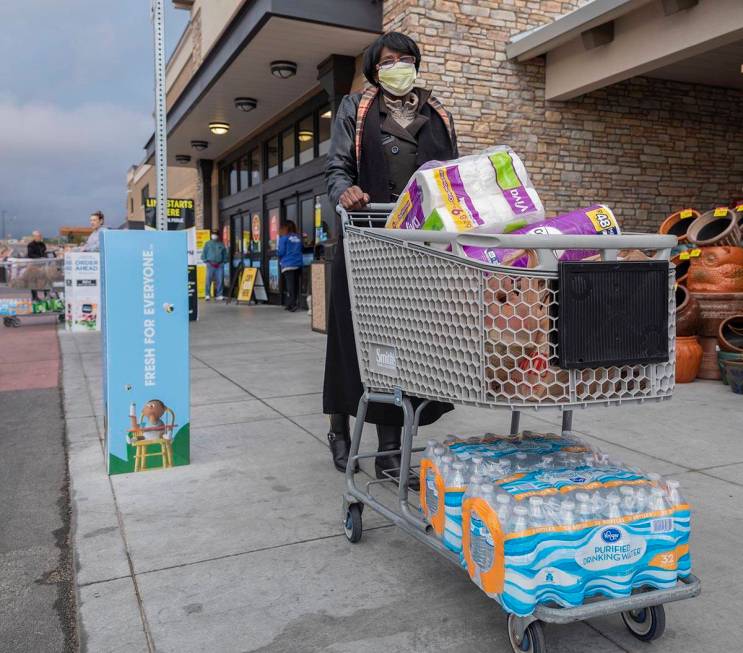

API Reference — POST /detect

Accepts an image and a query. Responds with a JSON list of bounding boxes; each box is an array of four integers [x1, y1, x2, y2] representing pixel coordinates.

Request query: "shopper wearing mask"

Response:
[[201, 230, 228, 301], [324, 32, 458, 480]]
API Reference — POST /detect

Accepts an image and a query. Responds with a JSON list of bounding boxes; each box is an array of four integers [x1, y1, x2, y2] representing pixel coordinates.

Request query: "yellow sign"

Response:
[[196, 265, 206, 298], [237, 267, 258, 302], [679, 209, 693, 219], [714, 207, 728, 217], [195, 229, 210, 252]]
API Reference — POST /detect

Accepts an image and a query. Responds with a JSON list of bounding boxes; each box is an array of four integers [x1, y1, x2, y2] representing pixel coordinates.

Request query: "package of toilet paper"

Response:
[[460, 204, 621, 267], [386, 147, 544, 233]]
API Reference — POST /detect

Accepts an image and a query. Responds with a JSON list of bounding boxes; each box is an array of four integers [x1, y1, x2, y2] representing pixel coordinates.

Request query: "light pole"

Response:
[[151, 0, 168, 231]]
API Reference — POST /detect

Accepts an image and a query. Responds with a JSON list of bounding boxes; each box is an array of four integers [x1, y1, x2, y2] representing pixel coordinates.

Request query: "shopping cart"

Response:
[[339, 204, 700, 653], [1, 258, 65, 327]]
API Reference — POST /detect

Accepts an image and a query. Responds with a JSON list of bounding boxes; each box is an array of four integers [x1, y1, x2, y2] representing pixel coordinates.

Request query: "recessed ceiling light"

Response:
[[234, 97, 258, 112], [270, 60, 297, 79], [209, 121, 230, 135], [298, 130, 314, 143], [320, 110, 332, 119], [175, 154, 192, 164], [191, 140, 209, 151]]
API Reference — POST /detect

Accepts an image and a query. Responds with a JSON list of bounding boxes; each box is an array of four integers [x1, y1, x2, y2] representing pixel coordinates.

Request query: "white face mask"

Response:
[[211, 234, 218, 240], [377, 61, 417, 97]]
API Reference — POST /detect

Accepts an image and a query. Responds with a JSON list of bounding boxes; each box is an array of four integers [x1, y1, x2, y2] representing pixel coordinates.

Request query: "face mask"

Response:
[[211, 234, 218, 240], [378, 61, 417, 97]]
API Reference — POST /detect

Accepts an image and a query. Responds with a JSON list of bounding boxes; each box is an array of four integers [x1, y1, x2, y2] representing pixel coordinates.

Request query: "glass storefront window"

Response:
[[249, 148, 260, 186], [229, 165, 238, 195], [281, 127, 295, 173], [298, 115, 314, 165], [300, 197, 314, 247], [266, 137, 279, 179], [239, 155, 249, 190], [282, 198, 297, 231], [318, 105, 332, 156]]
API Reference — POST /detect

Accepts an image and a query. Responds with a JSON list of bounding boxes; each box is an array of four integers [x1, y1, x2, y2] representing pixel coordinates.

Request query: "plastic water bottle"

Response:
[[647, 472, 663, 488], [432, 445, 447, 467], [511, 505, 529, 532], [665, 479, 682, 506], [423, 439, 438, 458], [470, 455, 488, 477], [514, 452, 529, 472], [496, 493, 512, 525], [576, 492, 593, 521], [465, 474, 485, 502], [635, 487, 648, 513], [528, 496, 547, 527], [649, 487, 668, 512], [448, 461, 466, 488], [605, 493, 622, 519], [619, 486, 636, 512], [560, 499, 576, 526], [539, 455, 554, 469]]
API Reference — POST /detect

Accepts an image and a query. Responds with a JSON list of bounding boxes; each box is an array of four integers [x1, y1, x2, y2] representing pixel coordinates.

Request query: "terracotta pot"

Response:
[[697, 335, 721, 380], [718, 315, 743, 353], [659, 209, 700, 243], [691, 292, 743, 336], [675, 285, 699, 337], [687, 208, 741, 247], [675, 336, 703, 383], [687, 246, 743, 293], [671, 254, 692, 287]]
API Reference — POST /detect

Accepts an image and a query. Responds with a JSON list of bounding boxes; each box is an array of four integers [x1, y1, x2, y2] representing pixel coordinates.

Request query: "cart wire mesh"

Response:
[[343, 216, 675, 410]]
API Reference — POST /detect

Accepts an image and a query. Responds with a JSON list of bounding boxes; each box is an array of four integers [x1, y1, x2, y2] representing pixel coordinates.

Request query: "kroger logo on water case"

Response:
[[601, 527, 622, 543], [369, 344, 398, 378]]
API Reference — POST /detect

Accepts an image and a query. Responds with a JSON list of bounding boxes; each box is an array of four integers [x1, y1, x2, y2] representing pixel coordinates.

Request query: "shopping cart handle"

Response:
[[456, 233, 677, 251]]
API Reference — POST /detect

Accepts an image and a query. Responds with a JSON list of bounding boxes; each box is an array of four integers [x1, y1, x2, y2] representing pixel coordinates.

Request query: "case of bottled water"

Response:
[[420, 433, 692, 616]]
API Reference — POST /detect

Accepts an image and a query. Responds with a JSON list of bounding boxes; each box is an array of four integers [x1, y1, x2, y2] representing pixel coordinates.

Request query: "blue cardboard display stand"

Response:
[[101, 231, 190, 474]]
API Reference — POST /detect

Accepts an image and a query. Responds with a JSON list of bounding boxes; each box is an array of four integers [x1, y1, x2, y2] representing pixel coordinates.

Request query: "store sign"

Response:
[[101, 231, 190, 475], [188, 265, 198, 321], [144, 198, 195, 231], [64, 252, 100, 332]]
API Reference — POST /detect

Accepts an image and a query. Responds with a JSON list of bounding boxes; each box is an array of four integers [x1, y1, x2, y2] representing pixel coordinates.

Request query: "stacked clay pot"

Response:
[[718, 315, 743, 392], [673, 285, 702, 383]]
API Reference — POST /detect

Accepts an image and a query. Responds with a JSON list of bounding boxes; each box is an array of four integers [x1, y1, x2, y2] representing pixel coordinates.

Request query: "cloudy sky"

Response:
[[0, 1, 189, 238]]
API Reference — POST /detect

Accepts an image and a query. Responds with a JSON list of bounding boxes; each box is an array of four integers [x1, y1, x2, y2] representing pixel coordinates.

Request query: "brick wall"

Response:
[[382, 0, 743, 231]]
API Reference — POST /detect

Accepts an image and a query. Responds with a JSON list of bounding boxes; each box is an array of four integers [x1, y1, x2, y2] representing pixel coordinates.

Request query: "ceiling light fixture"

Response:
[[298, 130, 314, 143], [234, 97, 258, 112], [175, 154, 192, 164], [320, 110, 332, 119], [270, 60, 298, 79], [191, 140, 209, 151], [209, 121, 230, 135]]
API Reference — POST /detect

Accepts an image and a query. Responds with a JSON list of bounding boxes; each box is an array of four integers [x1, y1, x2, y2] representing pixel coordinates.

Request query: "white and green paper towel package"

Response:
[[386, 146, 544, 233]]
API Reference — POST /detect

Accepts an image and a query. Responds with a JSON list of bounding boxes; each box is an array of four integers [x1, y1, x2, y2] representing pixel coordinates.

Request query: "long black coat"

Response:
[[322, 88, 458, 426]]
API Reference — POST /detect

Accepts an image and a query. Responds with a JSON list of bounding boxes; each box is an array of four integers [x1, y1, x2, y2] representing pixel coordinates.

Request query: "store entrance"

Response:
[[229, 205, 264, 298]]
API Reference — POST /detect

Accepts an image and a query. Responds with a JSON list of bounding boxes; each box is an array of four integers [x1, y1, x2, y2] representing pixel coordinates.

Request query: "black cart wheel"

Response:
[[508, 614, 547, 653], [343, 504, 363, 544], [621, 605, 666, 642], [58, 313, 65, 323], [3, 317, 12, 327]]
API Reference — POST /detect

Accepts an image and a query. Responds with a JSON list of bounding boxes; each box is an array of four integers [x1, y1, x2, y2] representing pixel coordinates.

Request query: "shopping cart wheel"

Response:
[[343, 503, 363, 544], [621, 605, 665, 641], [507, 615, 546, 653]]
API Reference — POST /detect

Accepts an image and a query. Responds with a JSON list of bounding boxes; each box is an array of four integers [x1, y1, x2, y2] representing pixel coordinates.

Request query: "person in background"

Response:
[[278, 221, 303, 312], [27, 230, 47, 258], [323, 31, 458, 479], [202, 230, 228, 301], [81, 211, 106, 252]]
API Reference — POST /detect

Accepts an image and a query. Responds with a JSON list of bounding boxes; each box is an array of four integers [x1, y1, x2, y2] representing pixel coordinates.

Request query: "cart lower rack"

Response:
[[338, 205, 700, 653]]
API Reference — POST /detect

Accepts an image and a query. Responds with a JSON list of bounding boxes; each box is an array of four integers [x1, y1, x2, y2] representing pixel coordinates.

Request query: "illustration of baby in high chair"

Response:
[[128, 400, 177, 470]]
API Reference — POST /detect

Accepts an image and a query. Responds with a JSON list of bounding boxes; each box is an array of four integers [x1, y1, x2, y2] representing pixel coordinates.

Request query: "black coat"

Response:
[[323, 88, 458, 426]]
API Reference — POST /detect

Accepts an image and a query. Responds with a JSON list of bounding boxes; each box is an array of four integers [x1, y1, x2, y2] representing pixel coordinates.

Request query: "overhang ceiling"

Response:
[[151, 15, 378, 166], [647, 39, 743, 90]]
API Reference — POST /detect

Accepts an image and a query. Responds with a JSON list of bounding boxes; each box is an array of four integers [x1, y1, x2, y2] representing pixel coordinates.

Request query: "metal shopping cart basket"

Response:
[[339, 204, 700, 653], [1, 258, 65, 327]]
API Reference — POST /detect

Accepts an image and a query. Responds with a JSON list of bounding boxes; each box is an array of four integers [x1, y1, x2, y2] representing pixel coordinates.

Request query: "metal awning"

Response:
[[145, 0, 381, 165], [507, 0, 743, 100]]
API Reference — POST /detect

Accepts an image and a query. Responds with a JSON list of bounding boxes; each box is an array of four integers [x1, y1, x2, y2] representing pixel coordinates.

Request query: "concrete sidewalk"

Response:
[[63, 302, 742, 652]]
